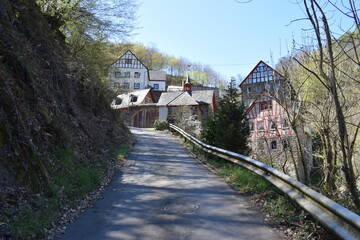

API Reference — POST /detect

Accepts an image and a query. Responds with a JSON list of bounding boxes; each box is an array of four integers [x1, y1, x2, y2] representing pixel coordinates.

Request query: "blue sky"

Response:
[[128, 0, 355, 79]]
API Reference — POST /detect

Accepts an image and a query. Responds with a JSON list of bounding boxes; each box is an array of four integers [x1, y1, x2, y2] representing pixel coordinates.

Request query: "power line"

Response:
[[186, 62, 260, 67]]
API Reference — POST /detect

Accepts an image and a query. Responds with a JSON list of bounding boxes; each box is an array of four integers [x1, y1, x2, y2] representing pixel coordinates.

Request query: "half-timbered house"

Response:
[[108, 50, 166, 91], [240, 61, 312, 181]]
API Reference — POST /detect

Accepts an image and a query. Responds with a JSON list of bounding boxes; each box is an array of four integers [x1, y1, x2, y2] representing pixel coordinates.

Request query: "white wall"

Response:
[[159, 107, 168, 120], [149, 81, 166, 91]]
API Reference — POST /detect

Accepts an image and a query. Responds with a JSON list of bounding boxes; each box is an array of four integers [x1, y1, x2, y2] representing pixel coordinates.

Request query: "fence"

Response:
[[169, 123, 360, 240]]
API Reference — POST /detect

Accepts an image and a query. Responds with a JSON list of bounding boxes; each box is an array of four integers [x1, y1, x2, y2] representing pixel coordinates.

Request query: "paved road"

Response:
[[60, 128, 283, 240]]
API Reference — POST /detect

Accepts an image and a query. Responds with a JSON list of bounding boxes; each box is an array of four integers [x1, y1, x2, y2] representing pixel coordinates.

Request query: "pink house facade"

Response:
[[240, 61, 312, 182]]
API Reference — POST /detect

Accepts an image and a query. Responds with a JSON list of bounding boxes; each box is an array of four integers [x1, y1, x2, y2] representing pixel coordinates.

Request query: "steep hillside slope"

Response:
[[0, 0, 129, 194]]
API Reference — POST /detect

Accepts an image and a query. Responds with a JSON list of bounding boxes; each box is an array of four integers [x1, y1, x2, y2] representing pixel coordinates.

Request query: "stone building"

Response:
[[157, 77, 217, 136], [239, 61, 312, 181]]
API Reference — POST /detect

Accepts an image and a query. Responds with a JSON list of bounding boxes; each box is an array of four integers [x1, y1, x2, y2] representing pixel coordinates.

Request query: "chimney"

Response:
[[183, 74, 192, 96]]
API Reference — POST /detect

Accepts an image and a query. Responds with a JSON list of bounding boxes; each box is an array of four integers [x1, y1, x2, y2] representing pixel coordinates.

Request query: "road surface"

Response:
[[60, 128, 283, 240]]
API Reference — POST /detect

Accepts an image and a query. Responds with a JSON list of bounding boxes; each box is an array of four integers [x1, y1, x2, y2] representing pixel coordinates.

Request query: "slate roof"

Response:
[[191, 90, 214, 105], [168, 92, 199, 106], [157, 90, 215, 108], [149, 70, 166, 81], [157, 91, 199, 107]]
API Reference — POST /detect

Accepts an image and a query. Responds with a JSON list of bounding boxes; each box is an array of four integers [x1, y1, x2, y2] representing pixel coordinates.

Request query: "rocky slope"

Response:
[[0, 0, 129, 222]]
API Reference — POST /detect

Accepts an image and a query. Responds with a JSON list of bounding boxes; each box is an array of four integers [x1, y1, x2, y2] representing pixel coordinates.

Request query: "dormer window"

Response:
[[115, 98, 122, 105], [130, 96, 138, 102]]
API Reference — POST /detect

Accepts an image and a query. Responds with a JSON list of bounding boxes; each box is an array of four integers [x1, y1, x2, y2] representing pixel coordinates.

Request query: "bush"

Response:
[[153, 120, 168, 131]]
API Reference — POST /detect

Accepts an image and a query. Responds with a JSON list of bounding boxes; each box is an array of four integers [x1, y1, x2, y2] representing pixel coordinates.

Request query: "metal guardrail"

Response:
[[169, 123, 360, 240]]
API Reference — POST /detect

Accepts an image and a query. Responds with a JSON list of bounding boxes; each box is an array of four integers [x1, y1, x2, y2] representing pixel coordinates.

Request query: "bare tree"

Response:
[[294, 0, 360, 209]]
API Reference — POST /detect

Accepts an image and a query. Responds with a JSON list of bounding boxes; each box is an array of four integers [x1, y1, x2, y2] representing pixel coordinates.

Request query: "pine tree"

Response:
[[202, 77, 250, 155]]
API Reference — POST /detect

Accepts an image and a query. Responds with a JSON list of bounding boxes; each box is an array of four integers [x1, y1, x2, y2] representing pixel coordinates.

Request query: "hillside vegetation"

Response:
[[0, 0, 131, 237]]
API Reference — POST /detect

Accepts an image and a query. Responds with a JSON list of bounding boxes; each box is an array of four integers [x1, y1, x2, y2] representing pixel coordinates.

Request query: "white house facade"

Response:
[[108, 50, 167, 91], [108, 50, 149, 91]]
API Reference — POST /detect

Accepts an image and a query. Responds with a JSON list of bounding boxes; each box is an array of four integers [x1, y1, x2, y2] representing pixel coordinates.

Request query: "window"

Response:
[[124, 82, 130, 89], [270, 120, 276, 130], [153, 84, 159, 90], [125, 59, 132, 64], [265, 83, 271, 90], [282, 139, 288, 150], [115, 98, 122, 105], [257, 121, 264, 131], [282, 119, 289, 128], [270, 140, 277, 150], [134, 83, 140, 89], [130, 96, 138, 102], [260, 101, 272, 111], [249, 123, 254, 132], [247, 87, 252, 93], [115, 72, 121, 78], [134, 72, 141, 78], [124, 72, 130, 78], [256, 85, 262, 92]]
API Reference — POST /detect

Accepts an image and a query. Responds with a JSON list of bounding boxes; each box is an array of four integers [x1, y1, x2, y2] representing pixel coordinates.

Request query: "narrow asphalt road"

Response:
[[60, 128, 283, 240]]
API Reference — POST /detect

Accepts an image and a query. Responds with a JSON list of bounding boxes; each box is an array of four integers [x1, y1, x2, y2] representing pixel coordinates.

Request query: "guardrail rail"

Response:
[[169, 123, 360, 240]]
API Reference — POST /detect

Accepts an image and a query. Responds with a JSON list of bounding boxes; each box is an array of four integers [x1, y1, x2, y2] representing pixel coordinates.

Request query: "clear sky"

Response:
[[127, 0, 355, 80]]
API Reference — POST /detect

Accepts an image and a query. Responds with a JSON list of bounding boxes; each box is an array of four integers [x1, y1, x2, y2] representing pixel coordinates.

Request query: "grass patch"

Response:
[[10, 198, 59, 239], [8, 143, 132, 239], [112, 143, 131, 160], [218, 164, 273, 193], [53, 148, 102, 199], [181, 138, 299, 220]]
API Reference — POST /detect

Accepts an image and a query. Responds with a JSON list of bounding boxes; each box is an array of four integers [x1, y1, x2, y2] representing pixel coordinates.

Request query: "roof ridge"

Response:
[[167, 92, 186, 106]]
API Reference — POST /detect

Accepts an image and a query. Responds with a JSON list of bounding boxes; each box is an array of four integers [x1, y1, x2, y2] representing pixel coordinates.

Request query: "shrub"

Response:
[[153, 120, 169, 131]]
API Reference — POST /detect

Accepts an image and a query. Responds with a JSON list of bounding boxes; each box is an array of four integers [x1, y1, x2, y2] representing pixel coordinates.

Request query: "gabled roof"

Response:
[[157, 92, 182, 106], [157, 92, 199, 107], [239, 60, 286, 87], [112, 89, 154, 109], [191, 90, 214, 105], [110, 50, 148, 70]]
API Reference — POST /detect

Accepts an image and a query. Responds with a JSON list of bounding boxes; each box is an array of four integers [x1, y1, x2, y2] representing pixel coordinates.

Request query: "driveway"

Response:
[[60, 128, 283, 240]]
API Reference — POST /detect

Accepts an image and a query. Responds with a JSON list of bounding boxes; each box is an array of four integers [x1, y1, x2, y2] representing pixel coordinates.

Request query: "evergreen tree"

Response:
[[202, 77, 250, 155]]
